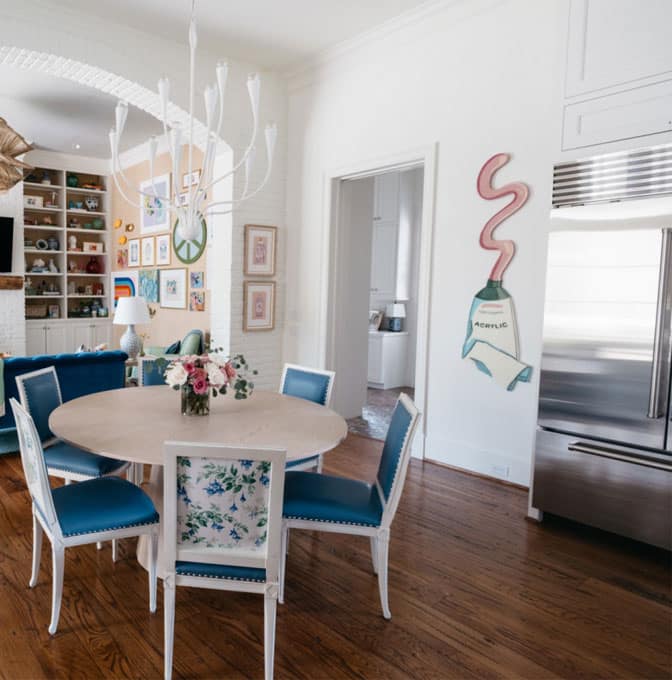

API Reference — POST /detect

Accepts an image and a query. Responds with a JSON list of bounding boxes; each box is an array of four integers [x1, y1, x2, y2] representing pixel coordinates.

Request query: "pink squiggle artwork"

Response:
[[477, 153, 529, 282]]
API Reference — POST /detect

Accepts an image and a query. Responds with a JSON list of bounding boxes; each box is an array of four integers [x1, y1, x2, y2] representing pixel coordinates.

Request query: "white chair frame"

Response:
[[16, 366, 134, 559], [10, 398, 159, 635], [279, 362, 336, 473], [163, 441, 287, 680], [279, 392, 419, 620]]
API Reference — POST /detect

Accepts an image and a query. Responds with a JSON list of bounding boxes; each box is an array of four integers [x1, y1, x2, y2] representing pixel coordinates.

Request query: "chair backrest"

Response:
[[9, 398, 62, 539], [138, 356, 168, 386], [15, 366, 63, 445], [279, 363, 335, 408], [163, 442, 286, 582], [179, 330, 204, 356], [376, 393, 420, 527]]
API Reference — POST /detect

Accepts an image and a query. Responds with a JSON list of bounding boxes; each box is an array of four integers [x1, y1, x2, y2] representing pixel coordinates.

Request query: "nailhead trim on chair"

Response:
[[62, 519, 159, 538], [284, 514, 380, 528], [176, 571, 266, 582]]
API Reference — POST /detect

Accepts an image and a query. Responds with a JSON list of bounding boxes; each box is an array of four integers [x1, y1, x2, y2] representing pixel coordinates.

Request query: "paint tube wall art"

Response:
[[462, 153, 532, 391]]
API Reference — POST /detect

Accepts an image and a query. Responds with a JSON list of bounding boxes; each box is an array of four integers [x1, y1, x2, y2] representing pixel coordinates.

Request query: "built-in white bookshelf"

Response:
[[22, 166, 111, 323]]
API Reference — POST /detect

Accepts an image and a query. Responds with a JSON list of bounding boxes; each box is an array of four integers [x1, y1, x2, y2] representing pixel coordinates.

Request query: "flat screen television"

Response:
[[0, 216, 13, 272]]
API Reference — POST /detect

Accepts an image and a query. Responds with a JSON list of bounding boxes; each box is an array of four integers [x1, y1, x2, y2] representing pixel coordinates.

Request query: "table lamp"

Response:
[[113, 296, 150, 359], [385, 303, 406, 332]]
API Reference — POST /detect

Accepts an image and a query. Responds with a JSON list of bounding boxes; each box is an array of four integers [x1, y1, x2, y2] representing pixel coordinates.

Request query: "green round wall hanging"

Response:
[[172, 215, 207, 264]]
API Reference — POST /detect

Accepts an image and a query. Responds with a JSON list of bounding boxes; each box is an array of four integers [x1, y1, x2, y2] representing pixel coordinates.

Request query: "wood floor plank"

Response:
[[0, 435, 669, 680]]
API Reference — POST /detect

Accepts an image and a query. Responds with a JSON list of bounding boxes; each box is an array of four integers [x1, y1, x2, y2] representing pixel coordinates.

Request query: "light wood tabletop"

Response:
[[49, 386, 348, 465]]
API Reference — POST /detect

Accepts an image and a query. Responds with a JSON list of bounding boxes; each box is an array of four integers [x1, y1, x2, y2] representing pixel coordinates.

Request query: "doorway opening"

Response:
[[323, 146, 436, 457]]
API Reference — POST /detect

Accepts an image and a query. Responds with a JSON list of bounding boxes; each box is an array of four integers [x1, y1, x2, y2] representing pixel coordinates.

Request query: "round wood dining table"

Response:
[[49, 385, 348, 575]]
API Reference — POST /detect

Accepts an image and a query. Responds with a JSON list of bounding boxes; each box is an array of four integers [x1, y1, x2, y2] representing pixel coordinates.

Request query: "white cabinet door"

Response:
[[368, 335, 383, 384], [373, 172, 399, 222], [26, 325, 46, 356], [69, 321, 93, 350], [91, 322, 112, 348], [370, 221, 398, 298], [45, 323, 68, 355]]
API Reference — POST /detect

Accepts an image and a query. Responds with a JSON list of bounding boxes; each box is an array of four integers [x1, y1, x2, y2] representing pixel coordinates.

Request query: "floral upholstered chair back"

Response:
[[163, 442, 286, 579], [10, 398, 61, 538]]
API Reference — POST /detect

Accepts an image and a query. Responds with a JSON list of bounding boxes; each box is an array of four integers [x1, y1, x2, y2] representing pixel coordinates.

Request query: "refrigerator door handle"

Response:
[[648, 228, 672, 419], [568, 442, 672, 471]]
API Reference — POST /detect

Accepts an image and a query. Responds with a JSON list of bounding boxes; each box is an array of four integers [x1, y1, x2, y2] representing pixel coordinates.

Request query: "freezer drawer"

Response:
[[532, 428, 672, 549]]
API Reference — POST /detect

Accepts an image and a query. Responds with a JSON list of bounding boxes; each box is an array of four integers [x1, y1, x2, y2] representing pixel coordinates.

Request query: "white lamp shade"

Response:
[[386, 303, 406, 318], [113, 296, 150, 325]]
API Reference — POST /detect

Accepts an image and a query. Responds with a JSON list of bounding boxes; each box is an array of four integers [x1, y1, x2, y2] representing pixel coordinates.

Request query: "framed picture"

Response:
[[244, 225, 277, 276], [190, 271, 204, 289], [116, 247, 128, 269], [128, 238, 140, 267], [112, 271, 138, 308], [140, 173, 171, 234], [160, 268, 187, 309], [139, 269, 160, 303], [47, 304, 60, 319], [243, 281, 275, 331], [369, 310, 383, 331], [182, 169, 201, 188], [141, 236, 155, 266], [189, 291, 205, 312], [24, 195, 44, 209], [156, 233, 171, 266]]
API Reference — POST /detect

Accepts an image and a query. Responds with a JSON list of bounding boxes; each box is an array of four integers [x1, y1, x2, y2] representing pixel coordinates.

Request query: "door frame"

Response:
[[319, 144, 438, 459]]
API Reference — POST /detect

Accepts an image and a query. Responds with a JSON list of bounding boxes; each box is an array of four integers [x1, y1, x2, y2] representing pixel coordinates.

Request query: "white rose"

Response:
[[165, 362, 188, 387], [208, 352, 226, 367], [207, 361, 226, 387]]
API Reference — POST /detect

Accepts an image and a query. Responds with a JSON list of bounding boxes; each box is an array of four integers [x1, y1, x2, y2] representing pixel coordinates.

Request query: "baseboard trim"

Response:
[[423, 456, 529, 491]]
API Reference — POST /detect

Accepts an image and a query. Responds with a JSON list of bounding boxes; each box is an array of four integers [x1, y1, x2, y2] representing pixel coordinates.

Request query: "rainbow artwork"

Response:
[[112, 271, 138, 308], [462, 153, 532, 391]]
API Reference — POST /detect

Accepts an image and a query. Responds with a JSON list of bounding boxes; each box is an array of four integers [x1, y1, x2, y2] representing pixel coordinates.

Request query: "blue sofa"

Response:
[[0, 351, 128, 454]]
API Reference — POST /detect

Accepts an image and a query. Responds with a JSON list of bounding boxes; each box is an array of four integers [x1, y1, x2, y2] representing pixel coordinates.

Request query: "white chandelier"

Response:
[[108, 0, 277, 244]]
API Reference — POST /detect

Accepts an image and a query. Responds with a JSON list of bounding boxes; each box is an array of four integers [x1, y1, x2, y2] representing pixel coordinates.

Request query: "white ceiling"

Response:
[[58, 0, 431, 71], [0, 65, 162, 158]]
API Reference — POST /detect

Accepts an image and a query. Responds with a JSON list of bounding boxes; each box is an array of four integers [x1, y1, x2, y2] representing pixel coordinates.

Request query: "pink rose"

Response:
[[224, 362, 237, 380], [182, 361, 196, 375], [192, 372, 209, 395]]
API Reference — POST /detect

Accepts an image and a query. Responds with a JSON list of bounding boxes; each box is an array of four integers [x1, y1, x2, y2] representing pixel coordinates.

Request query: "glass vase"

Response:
[[181, 385, 210, 416]]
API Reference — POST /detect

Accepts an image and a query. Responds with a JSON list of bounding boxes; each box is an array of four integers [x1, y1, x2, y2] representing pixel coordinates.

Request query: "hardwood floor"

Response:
[[0, 434, 669, 679]]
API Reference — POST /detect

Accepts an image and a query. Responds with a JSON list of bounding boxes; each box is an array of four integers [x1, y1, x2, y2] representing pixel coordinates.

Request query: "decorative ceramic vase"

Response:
[[67, 175, 79, 188], [86, 257, 101, 274], [181, 385, 210, 416]]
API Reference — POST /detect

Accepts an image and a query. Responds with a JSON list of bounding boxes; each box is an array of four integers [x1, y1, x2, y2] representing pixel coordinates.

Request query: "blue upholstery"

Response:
[[175, 562, 267, 582], [44, 441, 127, 477], [376, 401, 413, 501], [52, 476, 159, 537], [140, 358, 168, 386], [20, 370, 61, 441], [286, 455, 320, 469], [282, 368, 330, 406], [283, 471, 383, 526], [0, 351, 127, 434], [179, 329, 204, 356]]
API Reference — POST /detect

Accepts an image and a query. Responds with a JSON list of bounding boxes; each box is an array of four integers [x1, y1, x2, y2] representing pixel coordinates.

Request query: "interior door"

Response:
[[539, 227, 670, 450]]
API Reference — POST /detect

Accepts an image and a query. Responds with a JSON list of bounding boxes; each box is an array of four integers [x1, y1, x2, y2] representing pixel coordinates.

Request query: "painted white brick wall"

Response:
[[0, 183, 25, 356]]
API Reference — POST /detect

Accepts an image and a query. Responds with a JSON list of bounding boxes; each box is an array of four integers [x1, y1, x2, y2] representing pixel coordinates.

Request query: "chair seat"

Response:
[[175, 562, 267, 582], [283, 471, 383, 527], [286, 454, 319, 469], [44, 441, 127, 477], [52, 476, 159, 537]]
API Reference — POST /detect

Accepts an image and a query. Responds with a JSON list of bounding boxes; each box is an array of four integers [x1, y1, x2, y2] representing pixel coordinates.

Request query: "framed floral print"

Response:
[[141, 236, 155, 266], [156, 233, 171, 266], [128, 238, 140, 267], [140, 173, 171, 234], [243, 281, 275, 331], [160, 268, 187, 309], [244, 224, 276, 276]]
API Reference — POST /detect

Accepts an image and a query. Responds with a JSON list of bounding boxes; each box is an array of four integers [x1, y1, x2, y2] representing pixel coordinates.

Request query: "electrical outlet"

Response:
[[492, 464, 510, 479]]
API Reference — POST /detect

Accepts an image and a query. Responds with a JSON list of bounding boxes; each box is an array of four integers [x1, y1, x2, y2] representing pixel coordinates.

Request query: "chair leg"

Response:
[[376, 530, 391, 620], [370, 535, 379, 575], [64, 478, 72, 486], [279, 525, 288, 605], [316, 454, 323, 474], [97, 542, 103, 550], [112, 539, 118, 562], [264, 589, 278, 680], [48, 545, 65, 635], [30, 512, 43, 587], [149, 532, 158, 613], [164, 577, 176, 680]]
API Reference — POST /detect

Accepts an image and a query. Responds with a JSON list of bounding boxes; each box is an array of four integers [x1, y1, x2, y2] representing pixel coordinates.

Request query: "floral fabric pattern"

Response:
[[176, 456, 271, 550]]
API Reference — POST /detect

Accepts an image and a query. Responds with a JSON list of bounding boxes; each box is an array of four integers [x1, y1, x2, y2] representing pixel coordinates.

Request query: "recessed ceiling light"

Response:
[[73, 143, 81, 150]]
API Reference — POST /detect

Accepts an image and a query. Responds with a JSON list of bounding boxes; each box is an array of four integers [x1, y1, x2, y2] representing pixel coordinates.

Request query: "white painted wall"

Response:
[[284, 0, 567, 485], [0, 1, 287, 386]]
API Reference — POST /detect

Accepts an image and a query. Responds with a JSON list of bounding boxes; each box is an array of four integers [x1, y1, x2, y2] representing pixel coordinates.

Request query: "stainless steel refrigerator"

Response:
[[531, 226, 672, 549]]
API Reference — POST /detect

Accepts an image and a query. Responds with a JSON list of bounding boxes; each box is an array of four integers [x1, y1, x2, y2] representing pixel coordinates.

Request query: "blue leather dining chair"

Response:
[[279, 393, 419, 619], [16, 366, 132, 559], [10, 398, 159, 635], [163, 441, 286, 680], [279, 363, 335, 473]]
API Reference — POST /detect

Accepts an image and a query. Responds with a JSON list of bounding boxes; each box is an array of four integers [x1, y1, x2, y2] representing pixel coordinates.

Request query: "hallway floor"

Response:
[[347, 386, 415, 440]]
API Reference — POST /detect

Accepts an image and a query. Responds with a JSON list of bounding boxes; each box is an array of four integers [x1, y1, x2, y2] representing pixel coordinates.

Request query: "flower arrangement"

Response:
[[164, 352, 256, 416]]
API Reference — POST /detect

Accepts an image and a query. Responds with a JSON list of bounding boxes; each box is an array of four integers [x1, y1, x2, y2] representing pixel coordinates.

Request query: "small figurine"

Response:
[[84, 196, 99, 211], [68, 235, 78, 251], [48, 258, 58, 273]]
